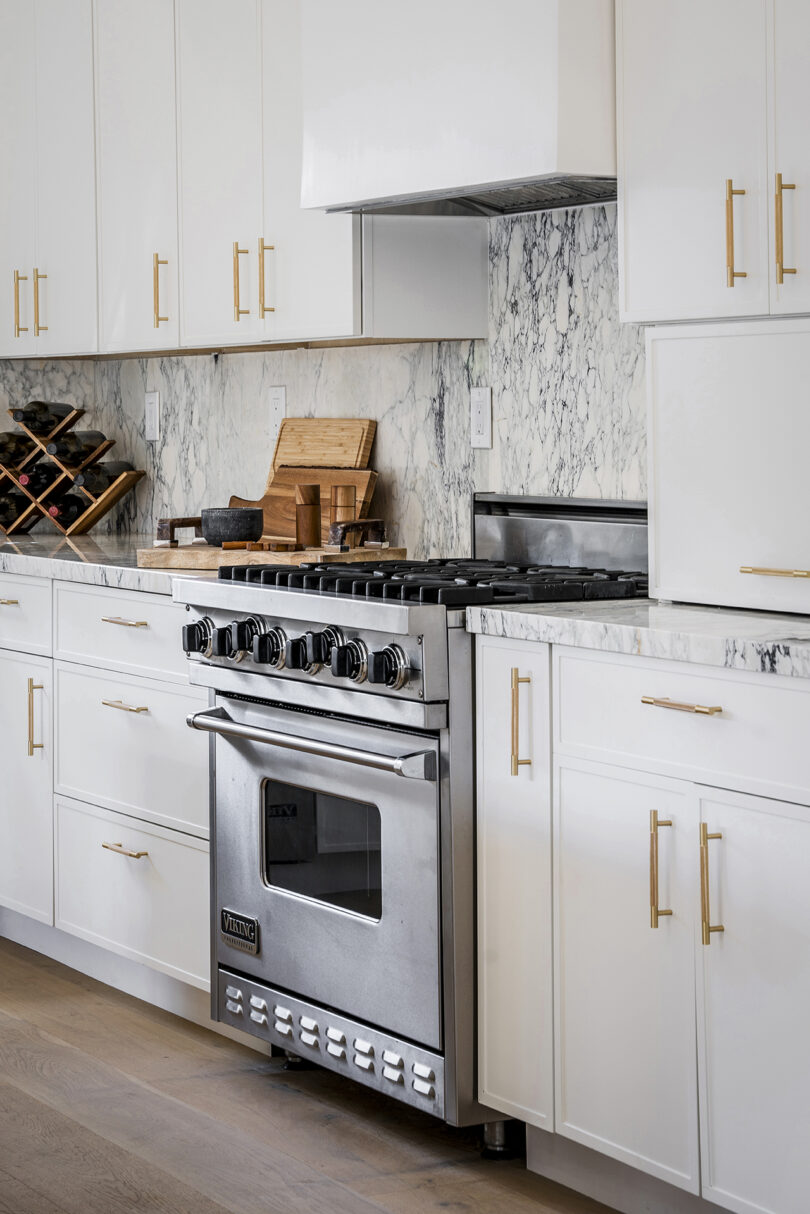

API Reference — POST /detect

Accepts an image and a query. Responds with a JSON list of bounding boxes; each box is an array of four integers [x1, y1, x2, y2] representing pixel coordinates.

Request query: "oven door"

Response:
[[194, 697, 442, 1050]]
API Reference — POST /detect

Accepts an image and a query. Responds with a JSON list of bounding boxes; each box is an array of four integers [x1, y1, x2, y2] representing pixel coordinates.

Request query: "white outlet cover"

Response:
[[470, 386, 492, 449], [269, 385, 286, 439], [144, 390, 160, 442]]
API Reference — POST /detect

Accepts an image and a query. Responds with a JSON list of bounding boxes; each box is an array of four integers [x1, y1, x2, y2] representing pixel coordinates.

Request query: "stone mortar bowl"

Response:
[[201, 507, 264, 547]]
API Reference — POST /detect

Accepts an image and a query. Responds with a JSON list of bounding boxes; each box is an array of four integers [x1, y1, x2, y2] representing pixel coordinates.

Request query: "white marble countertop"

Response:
[[467, 599, 810, 680], [0, 534, 211, 595]]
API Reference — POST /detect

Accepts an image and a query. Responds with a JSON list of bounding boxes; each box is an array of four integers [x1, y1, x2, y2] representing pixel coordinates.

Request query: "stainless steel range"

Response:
[[173, 495, 647, 1126]]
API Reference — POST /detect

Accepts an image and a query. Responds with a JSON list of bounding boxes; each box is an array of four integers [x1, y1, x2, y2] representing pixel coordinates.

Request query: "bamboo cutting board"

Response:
[[271, 418, 376, 471], [137, 544, 406, 570]]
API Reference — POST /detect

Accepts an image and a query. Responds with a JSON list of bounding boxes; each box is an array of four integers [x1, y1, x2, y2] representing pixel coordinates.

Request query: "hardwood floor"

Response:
[[0, 938, 615, 1214]]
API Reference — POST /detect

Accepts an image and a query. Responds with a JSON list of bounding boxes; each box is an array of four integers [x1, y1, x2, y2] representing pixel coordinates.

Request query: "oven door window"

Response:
[[262, 780, 382, 921]]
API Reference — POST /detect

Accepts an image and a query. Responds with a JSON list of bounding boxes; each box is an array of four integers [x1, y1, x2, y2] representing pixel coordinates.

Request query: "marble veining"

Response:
[[467, 600, 810, 680], [0, 534, 208, 595]]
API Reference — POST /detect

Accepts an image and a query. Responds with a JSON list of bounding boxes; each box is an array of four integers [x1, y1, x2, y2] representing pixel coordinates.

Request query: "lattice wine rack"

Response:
[[0, 407, 144, 537]]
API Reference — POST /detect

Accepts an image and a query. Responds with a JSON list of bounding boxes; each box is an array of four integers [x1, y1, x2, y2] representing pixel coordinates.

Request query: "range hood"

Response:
[[301, 0, 617, 218]]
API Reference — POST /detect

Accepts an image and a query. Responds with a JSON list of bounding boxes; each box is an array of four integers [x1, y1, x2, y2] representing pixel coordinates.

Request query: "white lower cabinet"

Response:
[[54, 796, 209, 989], [0, 649, 52, 923]]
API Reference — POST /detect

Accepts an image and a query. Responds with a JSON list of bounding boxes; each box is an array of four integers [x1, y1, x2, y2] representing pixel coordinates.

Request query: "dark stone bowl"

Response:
[[201, 507, 264, 547]]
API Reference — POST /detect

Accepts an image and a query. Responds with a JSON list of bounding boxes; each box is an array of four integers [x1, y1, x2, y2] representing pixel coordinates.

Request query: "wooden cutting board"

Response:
[[230, 467, 377, 543], [137, 544, 406, 570], [271, 418, 376, 471]]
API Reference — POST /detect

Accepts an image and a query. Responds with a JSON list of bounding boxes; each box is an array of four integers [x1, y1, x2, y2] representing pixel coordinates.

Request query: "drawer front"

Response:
[[0, 573, 52, 656], [55, 796, 209, 989], [554, 646, 810, 804], [54, 581, 187, 681], [55, 663, 209, 836]]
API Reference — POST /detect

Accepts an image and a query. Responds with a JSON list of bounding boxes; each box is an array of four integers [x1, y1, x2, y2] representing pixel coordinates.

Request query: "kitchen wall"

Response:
[[0, 205, 646, 558]]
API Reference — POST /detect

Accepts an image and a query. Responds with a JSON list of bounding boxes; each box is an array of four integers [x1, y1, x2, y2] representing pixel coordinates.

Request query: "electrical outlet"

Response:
[[269, 385, 286, 442], [144, 391, 160, 443], [470, 386, 492, 449]]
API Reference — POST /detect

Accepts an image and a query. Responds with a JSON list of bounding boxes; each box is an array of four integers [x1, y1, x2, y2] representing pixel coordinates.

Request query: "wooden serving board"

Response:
[[271, 418, 376, 471], [137, 544, 406, 570], [230, 467, 377, 544]]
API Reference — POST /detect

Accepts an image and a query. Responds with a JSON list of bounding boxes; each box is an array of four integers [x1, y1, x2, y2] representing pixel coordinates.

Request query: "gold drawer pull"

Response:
[[153, 252, 168, 327], [233, 241, 249, 320], [740, 565, 810, 579], [510, 667, 531, 776], [649, 810, 673, 929], [0, 598, 20, 606], [259, 237, 275, 316], [725, 178, 747, 286], [27, 677, 44, 757], [641, 696, 722, 716], [102, 841, 149, 860], [700, 823, 724, 945], [33, 267, 47, 335], [13, 269, 28, 336], [101, 616, 149, 628], [775, 173, 797, 284], [102, 699, 149, 714]]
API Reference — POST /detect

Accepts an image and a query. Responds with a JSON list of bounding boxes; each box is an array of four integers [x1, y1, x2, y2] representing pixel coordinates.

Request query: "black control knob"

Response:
[[211, 625, 234, 658], [182, 620, 209, 654], [367, 644, 409, 689], [331, 639, 369, 683], [331, 644, 353, 678], [285, 637, 309, 670], [253, 628, 285, 667], [230, 617, 259, 653], [305, 626, 344, 666]]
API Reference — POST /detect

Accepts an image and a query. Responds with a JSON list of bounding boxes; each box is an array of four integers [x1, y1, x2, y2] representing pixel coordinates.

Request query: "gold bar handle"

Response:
[[259, 237, 275, 316], [740, 565, 810, 579], [775, 173, 797, 285], [102, 699, 149, 714], [101, 616, 149, 628], [650, 810, 673, 928], [33, 268, 47, 335], [725, 179, 747, 287], [102, 841, 149, 860], [641, 696, 722, 716], [0, 598, 20, 606], [700, 823, 724, 945], [13, 269, 28, 336], [510, 667, 531, 777], [153, 253, 168, 328], [27, 677, 44, 757], [233, 242, 249, 321]]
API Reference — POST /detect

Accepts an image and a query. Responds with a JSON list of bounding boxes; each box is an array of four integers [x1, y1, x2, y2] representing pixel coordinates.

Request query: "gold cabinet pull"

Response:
[[259, 237, 275, 316], [102, 841, 149, 860], [700, 823, 724, 945], [775, 173, 797, 284], [33, 268, 47, 335], [13, 269, 28, 336], [740, 565, 810, 579], [650, 810, 673, 929], [101, 616, 149, 628], [153, 253, 168, 328], [0, 598, 20, 606], [233, 242, 249, 320], [102, 699, 149, 714], [27, 677, 44, 757], [641, 696, 722, 716], [725, 178, 747, 287], [510, 667, 531, 777]]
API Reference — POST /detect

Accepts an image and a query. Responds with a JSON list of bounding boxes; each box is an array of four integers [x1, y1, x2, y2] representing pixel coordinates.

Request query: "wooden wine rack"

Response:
[[0, 408, 145, 537]]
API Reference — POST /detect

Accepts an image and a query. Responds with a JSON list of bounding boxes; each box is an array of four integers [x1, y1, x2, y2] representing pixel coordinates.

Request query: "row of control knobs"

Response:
[[182, 617, 410, 689]]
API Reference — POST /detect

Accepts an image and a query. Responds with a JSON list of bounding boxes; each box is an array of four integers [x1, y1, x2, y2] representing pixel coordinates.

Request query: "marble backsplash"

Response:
[[0, 205, 645, 558]]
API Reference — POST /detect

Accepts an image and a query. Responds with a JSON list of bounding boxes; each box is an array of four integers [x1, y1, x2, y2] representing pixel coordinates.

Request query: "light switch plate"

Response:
[[144, 391, 160, 443], [470, 386, 492, 449], [269, 385, 286, 443]]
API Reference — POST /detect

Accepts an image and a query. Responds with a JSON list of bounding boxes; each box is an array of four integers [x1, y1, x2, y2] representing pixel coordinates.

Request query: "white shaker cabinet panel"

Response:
[[696, 788, 810, 1214], [618, 0, 769, 322], [176, 0, 264, 347], [769, 0, 810, 315], [95, 0, 179, 352], [0, 1, 36, 358], [0, 651, 53, 923], [475, 636, 553, 1129]]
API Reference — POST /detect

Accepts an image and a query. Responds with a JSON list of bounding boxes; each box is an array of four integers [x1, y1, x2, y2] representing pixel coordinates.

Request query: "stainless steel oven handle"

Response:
[[186, 707, 437, 781]]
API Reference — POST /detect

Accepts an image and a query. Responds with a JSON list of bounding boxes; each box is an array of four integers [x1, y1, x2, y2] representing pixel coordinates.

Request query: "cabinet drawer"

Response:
[[554, 647, 810, 804], [55, 663, 209, 836], [54, 581, 187, 681], [55, 796, 209, 989], [0, 573, 52, 656]]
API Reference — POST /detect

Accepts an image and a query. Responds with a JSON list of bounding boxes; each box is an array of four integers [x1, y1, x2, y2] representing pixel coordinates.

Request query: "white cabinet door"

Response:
[[476, 636, 553, 1129], [0, 651, 52, 923], [95, 0, 179, 352], [648, 319, 810, 614], [176, 0, 264, 347], [618, 0, 769, 322], [33, 0, 97, 356], [0, 1, 36, 358], [554, 758, 699, 1191], [769, 0, 810, 315], [697, 787, 810, 1214]]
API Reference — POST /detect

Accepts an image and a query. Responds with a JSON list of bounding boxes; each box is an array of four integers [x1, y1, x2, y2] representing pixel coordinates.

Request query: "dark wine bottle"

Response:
[[11, 401, 73, 436], [48, 494, 88, 525], [0, 432, 38, 467], [0, 490, 30, 527], [72, 461, 133, 494], [18, 463, 61, 495], [45, 431, 106, 464]]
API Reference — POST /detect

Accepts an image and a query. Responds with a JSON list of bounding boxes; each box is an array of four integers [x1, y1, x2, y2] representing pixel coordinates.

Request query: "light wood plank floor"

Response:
[[0, 939, 616, 1214]]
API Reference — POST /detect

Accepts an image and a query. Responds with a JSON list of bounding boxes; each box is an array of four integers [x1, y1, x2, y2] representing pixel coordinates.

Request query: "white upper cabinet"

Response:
[[300, 0, 616, 210], [769, 0, 810, 315], [95, 0, 180, 352], [176, 0, 264, 347], [0, 2, 36, 358]]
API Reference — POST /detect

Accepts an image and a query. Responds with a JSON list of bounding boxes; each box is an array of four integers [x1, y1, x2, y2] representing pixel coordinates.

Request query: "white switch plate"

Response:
[[269, 385, 286, 442], [470, 386, 492, 449], [144, 390, 160, 443]]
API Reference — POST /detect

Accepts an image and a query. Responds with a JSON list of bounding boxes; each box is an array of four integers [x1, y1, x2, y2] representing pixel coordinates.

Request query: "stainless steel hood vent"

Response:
[[326, 175, 618, 218]]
